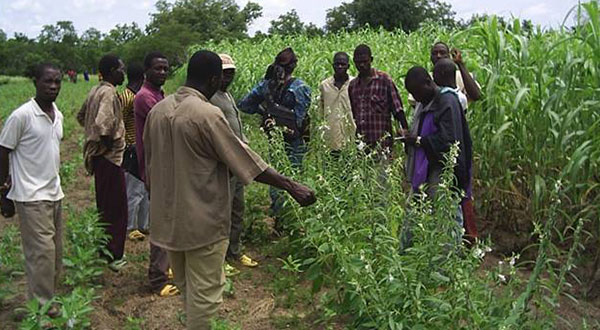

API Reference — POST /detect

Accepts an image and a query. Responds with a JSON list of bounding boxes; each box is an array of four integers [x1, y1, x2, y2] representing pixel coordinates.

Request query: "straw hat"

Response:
[[219, 54, 236, 70]]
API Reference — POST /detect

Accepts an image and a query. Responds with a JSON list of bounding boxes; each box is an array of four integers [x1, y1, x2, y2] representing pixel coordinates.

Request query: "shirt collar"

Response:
[[30, 98, 57, 117], [176, 86, 209, 102], [327, 75, 352, 89], [142, 81, 163, 93], [99, 81, 116, 89], [371, 69, 384, 80]]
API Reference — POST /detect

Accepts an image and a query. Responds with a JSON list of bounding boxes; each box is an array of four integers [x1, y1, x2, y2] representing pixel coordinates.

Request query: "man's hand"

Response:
[[451, 48, 464, 65], [287, 182, 316, 207]]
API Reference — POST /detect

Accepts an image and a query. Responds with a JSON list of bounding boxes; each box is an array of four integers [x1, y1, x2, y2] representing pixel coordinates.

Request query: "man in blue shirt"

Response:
[[238, 47, 311, 226]]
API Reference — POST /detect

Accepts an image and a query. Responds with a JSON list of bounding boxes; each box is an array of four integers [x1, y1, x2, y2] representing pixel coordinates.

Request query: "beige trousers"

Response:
[[15, 200, 63, 305], [168, 239, 228, 330]]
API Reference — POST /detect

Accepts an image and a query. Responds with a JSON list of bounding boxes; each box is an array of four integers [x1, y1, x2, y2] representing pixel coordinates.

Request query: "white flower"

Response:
[[498, 260, 504, 265], [357, 141, 366, 151], [388, 274, 394, 282], [473, 248, 485, 259], [498, 274, 506, 282]]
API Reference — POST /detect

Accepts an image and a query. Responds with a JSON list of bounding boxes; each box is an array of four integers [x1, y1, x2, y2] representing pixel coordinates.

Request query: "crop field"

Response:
[[1, 3, 600, 329]]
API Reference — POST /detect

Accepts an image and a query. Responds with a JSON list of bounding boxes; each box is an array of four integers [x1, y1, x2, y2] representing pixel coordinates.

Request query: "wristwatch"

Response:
[[415, 136, 422, 147]]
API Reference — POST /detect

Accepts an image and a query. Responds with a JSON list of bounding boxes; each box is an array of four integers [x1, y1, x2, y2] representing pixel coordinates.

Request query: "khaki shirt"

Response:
[[144, 86, 268, 251], [77, 81, 126, 173], [210, 90, 247, 143], [318, 76, 356, 150]]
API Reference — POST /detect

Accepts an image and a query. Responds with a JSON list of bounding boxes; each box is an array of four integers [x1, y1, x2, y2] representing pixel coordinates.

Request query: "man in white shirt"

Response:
[[408, 42, 481, 111], [0, 63, 64, 318], [318, 52, 356, 153]]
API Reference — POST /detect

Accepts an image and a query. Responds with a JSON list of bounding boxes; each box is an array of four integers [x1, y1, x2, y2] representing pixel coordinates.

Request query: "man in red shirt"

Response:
[[133, 51, 178, 297], [348, 44, 408, 154]]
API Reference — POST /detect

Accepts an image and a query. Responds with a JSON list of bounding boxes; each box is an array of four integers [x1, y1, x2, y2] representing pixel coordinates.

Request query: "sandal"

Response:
[[159, 284, 179, 297], [108, 259, 127, 272], [224, 263, 240, 277], [128, 230, 146, 241], [239, 254, 258, 267]]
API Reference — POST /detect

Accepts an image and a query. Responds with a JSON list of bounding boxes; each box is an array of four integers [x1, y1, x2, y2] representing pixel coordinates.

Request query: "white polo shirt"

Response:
[[0, 98, 64, 202]]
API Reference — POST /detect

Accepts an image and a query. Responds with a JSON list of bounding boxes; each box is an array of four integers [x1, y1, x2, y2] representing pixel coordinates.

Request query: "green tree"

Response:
[[268, 9, 306, 35], [105, 23, 143, 47], [325, 3, 356, 33], [325, 0, 456, 33], [268, 9, 324, 36], [79, 28, 104, 71], [37, 21, 80, 70], [142, 0, 262, 67]]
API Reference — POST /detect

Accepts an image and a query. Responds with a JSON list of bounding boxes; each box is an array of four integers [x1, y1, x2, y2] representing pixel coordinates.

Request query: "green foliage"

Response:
[[177, 7, 597, 326], [124, 316, 146, 330], [0, 224, 23, 305], [268, 10, 324, 37], [325, 0, 456, 33], [18, 288, 96, 330], [0, 0, 263, 75], [63, 207, 110, 287], [210, 318, 241, 330]]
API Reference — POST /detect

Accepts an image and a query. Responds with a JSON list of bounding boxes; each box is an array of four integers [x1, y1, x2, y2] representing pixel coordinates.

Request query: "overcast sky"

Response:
[[0, 0, 581, 39]]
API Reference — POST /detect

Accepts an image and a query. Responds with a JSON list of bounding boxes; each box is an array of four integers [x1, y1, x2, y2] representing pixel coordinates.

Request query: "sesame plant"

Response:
[[168, 4, 599, 327]]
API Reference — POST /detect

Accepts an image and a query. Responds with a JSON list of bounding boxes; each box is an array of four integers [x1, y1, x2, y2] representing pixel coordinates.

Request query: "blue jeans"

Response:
[[269, 137, 306, 216], [125, 172, 149, 232]]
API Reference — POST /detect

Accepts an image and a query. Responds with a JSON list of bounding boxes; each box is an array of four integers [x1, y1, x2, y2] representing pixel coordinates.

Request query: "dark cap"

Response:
[[275, 47, 297, 66]]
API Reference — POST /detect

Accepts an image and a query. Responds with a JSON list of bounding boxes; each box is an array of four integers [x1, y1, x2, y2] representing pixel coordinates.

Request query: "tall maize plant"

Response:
[[164, 3, 599, 327]]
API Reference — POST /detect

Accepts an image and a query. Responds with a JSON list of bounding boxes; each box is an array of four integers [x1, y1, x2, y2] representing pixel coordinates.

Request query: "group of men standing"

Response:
[[0, 40, 480, 329]]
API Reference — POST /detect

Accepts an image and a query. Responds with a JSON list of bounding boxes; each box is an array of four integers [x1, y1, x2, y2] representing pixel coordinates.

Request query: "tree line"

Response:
[[0, 0, 527, 77]]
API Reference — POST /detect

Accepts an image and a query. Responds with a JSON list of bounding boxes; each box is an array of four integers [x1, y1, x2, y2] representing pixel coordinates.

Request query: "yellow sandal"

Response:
[[159, 284, 179, 297]]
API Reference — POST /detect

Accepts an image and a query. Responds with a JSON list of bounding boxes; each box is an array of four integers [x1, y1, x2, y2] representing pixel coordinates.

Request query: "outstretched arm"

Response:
[[452, 48, 481, 102], [255, 167, 316, 206]]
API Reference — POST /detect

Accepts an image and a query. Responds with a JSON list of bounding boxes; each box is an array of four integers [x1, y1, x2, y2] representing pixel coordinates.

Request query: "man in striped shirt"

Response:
[[118, 63, 147, 241]]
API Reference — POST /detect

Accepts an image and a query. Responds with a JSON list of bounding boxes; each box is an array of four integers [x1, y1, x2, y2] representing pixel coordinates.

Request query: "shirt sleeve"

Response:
[[134, 94, 153, 123], [204, 112, 268, 185], [0, 111, 24, 150], [143, 110, 152, 192], [95, 90, 118, 136], [238, 81, 267, 115], [77, 98, 87, 127], [386, 79, 407, 128], [291, 82, 311, 128]]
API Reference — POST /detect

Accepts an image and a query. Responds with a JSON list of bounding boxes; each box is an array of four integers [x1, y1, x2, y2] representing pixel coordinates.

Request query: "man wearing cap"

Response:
[[209, 54, 258, 270], [238, 47, 311, 223]]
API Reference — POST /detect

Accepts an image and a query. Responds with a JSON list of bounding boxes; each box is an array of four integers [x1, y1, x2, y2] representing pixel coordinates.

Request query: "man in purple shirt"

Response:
[[133, 51, 178, 297]]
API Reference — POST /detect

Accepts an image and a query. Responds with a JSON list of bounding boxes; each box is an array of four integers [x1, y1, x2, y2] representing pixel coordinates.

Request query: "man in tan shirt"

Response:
[[77, 54, 128, 271], [144, 50, 316, 330], [318, 51, 356, 153]]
